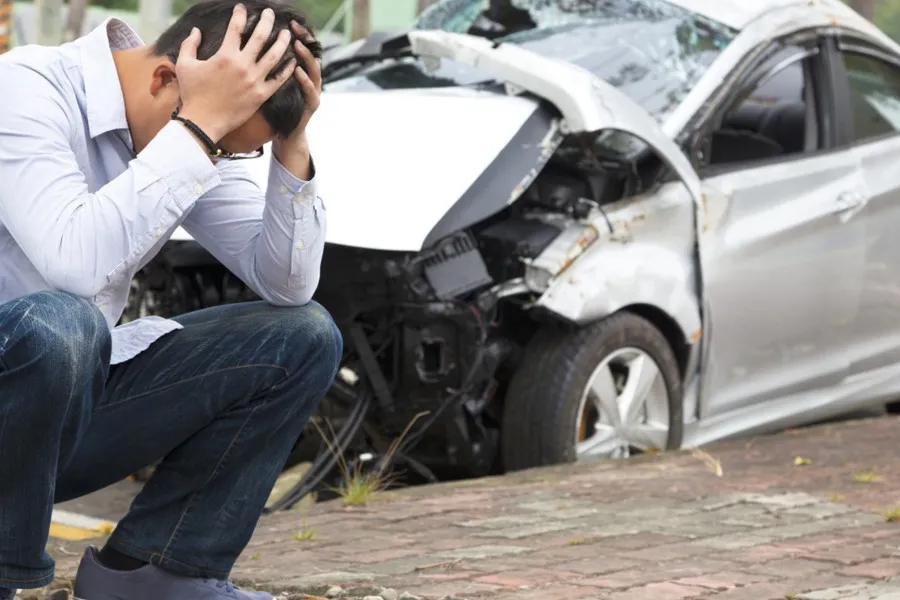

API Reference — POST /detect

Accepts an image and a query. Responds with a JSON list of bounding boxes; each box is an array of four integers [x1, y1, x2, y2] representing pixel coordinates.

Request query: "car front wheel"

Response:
[[501, 312, 684, 471]]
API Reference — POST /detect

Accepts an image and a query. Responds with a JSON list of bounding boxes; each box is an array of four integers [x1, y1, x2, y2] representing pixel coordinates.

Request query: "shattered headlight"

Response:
[[523, 224, 600, 292]]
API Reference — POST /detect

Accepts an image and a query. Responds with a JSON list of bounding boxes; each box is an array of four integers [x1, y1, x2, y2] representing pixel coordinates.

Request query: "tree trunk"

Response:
[[62, 0, 88, 42], [35, 0, 63, 46], [850, 0, 878, 21], [0, 0, 11, 54], [351, 0, 369, 41]]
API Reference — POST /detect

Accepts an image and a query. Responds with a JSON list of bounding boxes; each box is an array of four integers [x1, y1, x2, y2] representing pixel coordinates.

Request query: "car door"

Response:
[[695, 34, 867, 419], [831, 36, 900, 383]]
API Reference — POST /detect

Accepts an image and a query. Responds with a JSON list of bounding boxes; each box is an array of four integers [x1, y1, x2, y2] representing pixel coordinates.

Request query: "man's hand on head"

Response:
[[175, 4, 297, 144], [271, 20, 322, 181]]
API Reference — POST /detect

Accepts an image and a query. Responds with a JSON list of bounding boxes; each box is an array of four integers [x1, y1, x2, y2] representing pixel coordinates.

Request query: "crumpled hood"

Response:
[[284, 86, 543, 251]]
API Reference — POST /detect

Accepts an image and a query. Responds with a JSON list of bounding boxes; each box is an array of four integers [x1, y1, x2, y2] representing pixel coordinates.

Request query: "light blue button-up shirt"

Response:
[[0, 18, 326, 364]]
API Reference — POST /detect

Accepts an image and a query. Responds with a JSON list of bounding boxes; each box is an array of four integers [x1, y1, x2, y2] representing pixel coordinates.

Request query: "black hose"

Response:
[[263, 388, 373, 513]]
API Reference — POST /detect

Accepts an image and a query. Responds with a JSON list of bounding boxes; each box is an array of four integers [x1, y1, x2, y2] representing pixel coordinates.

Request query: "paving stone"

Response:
[[398, 580, 504, 598], [486, 584, 603, 599], [606, 581, 708, 600], [432, 545, 530, 560], [840, 558, 900, 579], [674, 571, 771, 591], [471, 520, 582, 539], [800, 545, 896, 568], [277, 571, 379, 586], [784, 502, 858, 520], [583, 522, 646, 538], [700, 492, 821, 511], [705, 582, 802, 600], [454, 515, 544, 530], [693, 514, 883, 550], [799, 581, 900, 599], [738, 557, 831, 578]]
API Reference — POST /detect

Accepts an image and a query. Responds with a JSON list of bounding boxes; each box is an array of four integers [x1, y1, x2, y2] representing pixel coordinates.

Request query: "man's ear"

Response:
[[149, 61, 178, 98]]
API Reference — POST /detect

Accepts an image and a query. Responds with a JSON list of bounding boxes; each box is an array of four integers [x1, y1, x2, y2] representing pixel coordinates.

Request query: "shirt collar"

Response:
[[80, 17, 143, 139]]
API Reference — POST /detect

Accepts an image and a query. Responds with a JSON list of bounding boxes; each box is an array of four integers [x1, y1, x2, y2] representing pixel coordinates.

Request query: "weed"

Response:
[[882, 507, 900, 522], [853, 469, 884, 484], [293, 525, 316, 541], [691, 448, 723, 477], [312, 410, 429, 507]]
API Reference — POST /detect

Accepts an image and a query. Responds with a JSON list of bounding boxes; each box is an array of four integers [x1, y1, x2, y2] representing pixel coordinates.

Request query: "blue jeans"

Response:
[[0, 291, 342, 590]]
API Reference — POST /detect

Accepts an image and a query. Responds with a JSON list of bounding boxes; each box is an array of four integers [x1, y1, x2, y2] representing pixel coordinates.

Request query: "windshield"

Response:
[[326, 0, 737, 124]]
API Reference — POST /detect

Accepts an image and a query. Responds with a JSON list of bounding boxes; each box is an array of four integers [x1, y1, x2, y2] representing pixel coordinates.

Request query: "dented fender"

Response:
[[529, 184, 702, 346]]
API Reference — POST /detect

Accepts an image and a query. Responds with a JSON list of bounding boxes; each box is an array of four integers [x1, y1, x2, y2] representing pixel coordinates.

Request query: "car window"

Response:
[[707, 48, 819, 167], [842, 52, 900, 143]]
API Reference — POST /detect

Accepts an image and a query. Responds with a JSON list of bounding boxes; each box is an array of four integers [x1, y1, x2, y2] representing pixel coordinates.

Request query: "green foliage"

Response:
[[874, 0, 900, 40], [62, 0, 344, 29], [173, 0, 344, 29]]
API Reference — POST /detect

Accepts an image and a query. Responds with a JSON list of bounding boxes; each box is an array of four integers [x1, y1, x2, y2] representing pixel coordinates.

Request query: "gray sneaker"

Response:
[[73, 547, 273, 600]]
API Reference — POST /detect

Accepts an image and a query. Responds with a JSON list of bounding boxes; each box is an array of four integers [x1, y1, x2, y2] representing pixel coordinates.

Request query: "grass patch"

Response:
[[293, 525, 316, 541], [567, 536, 589, 546], [313, 410, 429, 507], [853, 469, 884, 484], [882, 507, 900, 522]]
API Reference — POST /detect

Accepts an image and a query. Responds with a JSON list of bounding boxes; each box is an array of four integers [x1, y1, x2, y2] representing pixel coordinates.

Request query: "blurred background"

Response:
[[0, 0, 444, 54], [0, 0, 892, 62]]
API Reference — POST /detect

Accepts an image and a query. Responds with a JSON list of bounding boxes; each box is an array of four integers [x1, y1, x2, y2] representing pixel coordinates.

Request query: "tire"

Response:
[[501, 311, 684, 472]]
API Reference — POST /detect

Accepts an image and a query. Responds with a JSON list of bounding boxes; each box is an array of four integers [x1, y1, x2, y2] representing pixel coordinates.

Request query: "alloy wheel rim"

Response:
[[575, 347, 669, 460]]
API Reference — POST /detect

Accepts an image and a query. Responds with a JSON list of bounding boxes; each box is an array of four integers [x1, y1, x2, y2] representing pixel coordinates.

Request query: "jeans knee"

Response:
[[0, 291, 110, 379], [272, 301, 343, 392]]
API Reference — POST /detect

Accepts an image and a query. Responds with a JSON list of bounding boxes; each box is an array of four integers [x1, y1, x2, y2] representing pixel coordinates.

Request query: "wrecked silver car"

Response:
[[127, 0, 900, 507]]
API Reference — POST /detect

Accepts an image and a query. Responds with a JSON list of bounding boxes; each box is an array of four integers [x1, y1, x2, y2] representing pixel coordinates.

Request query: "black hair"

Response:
[[152, 0, 324, 137]]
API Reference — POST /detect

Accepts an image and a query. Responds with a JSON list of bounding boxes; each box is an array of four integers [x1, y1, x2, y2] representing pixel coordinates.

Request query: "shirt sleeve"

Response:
[[180, 155, 326, 306], [0, 63, 221, 299]]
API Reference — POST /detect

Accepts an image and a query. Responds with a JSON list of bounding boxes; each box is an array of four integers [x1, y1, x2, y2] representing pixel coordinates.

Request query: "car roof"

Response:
[[668, 0, 874, 32]]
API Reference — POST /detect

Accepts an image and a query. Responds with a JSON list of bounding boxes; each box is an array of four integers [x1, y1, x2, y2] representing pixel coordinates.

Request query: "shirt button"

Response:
[[279, 185, 290, 195], [193, 183, 204, 194], [295, 241, 304, 249]]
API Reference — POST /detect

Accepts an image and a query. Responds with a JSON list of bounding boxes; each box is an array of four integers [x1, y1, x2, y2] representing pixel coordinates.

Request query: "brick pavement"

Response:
[[36, 416, 900, 599]]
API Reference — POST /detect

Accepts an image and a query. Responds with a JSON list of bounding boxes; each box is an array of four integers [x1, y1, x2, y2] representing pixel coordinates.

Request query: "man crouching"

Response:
[[0, 1, 341, 598]]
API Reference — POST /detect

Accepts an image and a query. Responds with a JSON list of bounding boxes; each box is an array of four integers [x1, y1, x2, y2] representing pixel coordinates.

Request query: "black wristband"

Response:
[[171, 110, 222, 157]]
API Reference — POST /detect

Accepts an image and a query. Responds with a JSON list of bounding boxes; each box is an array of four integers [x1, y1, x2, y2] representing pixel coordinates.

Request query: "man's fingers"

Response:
[[264, 57, 297, 95], [221, 3, 247, 52], [257, 27, 292, 77], [242, 7, 276, 59], [289, 20, 307, 38], [294, 66, 320, 115], [178, 27, 202, 64], [294, 39, 322, 91]]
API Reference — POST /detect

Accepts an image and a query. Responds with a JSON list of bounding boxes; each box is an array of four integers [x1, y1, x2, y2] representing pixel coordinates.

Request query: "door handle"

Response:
[[835, 190, 869, 222], [836, 191, 862, 209]]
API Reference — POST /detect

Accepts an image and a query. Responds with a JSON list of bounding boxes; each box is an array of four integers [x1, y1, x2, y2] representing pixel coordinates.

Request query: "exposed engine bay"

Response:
[[124, 122, 670, 506]]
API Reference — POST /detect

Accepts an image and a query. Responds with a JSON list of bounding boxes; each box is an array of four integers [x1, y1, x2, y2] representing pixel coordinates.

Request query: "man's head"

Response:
[[126, 0, 322, 154]]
